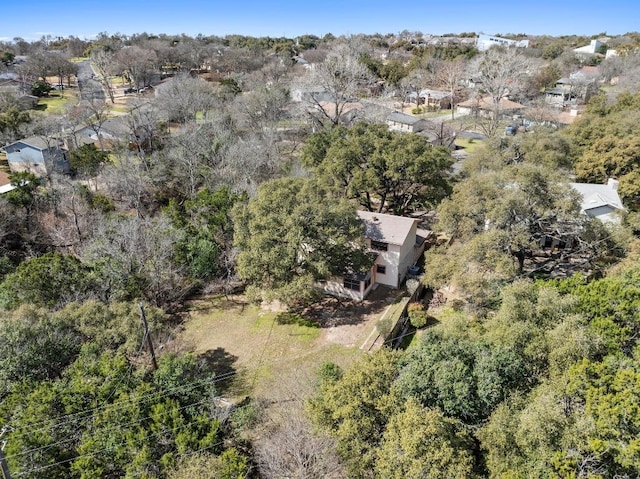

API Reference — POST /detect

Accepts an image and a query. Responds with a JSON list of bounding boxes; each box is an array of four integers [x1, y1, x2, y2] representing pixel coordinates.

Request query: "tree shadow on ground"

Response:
[[303, 285, 403, 328], [275, 312, 319, 328], [183, 294, 249, 315], [198, 347, 243, 396]]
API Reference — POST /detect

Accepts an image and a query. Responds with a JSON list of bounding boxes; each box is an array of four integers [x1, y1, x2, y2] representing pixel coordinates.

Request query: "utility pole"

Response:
[[138, 302, 158, 371], [0, 426, 12, 479]]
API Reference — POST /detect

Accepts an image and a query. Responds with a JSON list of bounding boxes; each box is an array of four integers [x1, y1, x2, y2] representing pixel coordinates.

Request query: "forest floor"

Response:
[[177, 286, 403, 405]]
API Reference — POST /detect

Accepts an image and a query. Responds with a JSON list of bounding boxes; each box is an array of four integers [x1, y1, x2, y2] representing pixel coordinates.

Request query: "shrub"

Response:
[[407, 302, 429, 328], [449, 298, 466, 311], [377, 316, 394, 337], [31, 80, 52, 97]]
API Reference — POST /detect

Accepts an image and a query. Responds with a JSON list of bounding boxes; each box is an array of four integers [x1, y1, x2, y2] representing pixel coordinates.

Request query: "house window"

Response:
[[363, 276, 371, 291], [370, 240, 388, 251], [343, 276, 361, 291], [376, 264, 386, 274]]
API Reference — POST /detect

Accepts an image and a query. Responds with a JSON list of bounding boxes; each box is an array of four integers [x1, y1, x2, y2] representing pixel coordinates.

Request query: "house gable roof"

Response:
[[570, 181, 624, 212], [457, 96, 526, 111], [357, 210, 419, 246], [100, 117, 132, 137], [317, 100, 363, 118], [5, 136, 59, 151], [408, 89, 450, 100], [545, 87, 567, 95], [386, 111, 423, 125]]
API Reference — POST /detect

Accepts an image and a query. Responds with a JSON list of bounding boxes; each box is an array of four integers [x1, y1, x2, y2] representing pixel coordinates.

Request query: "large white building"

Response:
[[476, 33, 529, 51]]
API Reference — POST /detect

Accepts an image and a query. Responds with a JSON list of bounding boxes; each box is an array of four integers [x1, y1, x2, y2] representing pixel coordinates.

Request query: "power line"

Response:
[[138, 302, 158, 370], [4, 385, 229, 462], [251, 314, 277, 392], [12, 418, 226, 477], [0, 426, 12, 479], [6, 374, 225, 442]]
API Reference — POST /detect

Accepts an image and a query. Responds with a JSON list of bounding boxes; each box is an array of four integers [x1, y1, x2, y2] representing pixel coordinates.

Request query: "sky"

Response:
[[1, 0, 639, 42]]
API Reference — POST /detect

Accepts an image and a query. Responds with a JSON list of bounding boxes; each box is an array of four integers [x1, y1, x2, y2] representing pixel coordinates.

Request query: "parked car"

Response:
[[124, 87, 136, 94], [504, 125, 517, 136], [51, 84, 64, 90]]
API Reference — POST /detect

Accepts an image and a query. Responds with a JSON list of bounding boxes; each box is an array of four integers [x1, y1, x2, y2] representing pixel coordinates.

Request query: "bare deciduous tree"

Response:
[[435, 58, 467, 119], [256, 409, 344, 479], [254, 373, 344, 479], [101, 153, 154, 217], [232, 83, 290, 131], [114, 45, 158, 90], [611, 51, 640, 94], [399, 68, 430, 109], [218, 134, 283, 196], [41, 178, 95, 250], [467, 48, 534, 135], [91, 49, 116, 103], [300, 42, 374, 126], [153, 72, 216, 124], [161, 121, 232, 197], [79, 213, 190, 306], [67, 100, 110, 150]]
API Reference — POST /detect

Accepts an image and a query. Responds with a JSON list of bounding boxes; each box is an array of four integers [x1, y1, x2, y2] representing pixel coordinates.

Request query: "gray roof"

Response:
[[545, 87, 567, 95], [414, 88, 450, 100], [7, 136, 59, 150], [357, 210, 419, 245], [100, 117, 132, 137], [570, 181, 624, 212], [0, 72, 19, 81], [387, 111, 423, 125]]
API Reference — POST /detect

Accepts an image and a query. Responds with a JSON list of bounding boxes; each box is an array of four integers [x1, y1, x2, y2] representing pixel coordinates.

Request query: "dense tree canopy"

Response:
[[0, 252, 97, 309], [563, 92, 640, 207], [376, 397, 476, 479], [308, 350, 402, 477], [233, 177, 372, 307], [425, 139, 622, 306], [3, 30, 640, 479], [396, 330, 529, 424], [302, 122, 453, 215]]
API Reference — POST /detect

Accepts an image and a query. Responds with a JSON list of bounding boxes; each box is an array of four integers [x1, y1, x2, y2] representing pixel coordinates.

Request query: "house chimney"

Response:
[[607, 177, 619, 190]]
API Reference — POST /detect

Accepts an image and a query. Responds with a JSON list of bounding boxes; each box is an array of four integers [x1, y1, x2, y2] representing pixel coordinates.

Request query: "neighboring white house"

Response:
[[476, 33, 529, 51], [606, 49, 618, 59], [574, 39, 603, 55], [456, 96, 526, 118], [570, 178, 624, 224], [321, 211, 429, 301], [2, 136, 70, 176], [386, 111, 427, 133], [407, 89, 451, 109]]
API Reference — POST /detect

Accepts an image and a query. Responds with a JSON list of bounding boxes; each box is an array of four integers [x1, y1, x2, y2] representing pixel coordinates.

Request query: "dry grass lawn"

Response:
[[454, 136, 484, 154], [178, 288, 403, 404]]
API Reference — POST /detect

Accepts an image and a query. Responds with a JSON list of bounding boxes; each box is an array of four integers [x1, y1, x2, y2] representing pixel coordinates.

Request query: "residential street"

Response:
[[76, 60, 105, 102]]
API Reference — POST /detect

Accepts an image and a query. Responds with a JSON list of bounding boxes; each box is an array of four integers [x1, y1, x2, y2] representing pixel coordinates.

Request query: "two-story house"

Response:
[[3, 136, 70, 176], [321, 211, 429, 301]]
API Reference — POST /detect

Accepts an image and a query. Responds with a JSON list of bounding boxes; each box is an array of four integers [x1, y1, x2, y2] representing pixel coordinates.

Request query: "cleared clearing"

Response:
[[178, 287, 403, 403]]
